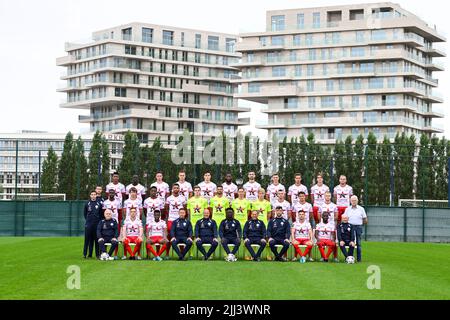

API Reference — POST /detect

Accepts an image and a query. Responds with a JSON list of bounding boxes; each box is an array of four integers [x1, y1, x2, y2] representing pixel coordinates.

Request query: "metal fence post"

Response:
[[97, 156, 102, 186], [15, 140, 18, 200], [38, 150, 41, 201], [76, 154, 81, 200], [447, 157, 450, 208], [403, 207, 407, 242], [69, 201, 73, 237], [421, 155, 425, 243], [389, 155, 394, 207], [364, 145, 368, 206]]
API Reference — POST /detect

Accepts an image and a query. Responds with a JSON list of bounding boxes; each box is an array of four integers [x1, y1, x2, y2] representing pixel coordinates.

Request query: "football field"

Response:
[[0, 237, 449, 300]]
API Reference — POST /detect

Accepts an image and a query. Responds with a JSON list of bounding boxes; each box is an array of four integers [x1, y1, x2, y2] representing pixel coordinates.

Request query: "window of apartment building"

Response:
[[148, 90, 154, 100], [387, 77, 396, 88], [350, 9, 364, 20], [353, 78, 362, 90], [248, 83, 261, 93], [267, 51, 280, 63], [322, 64, 328, 76], [206, 110, 212, 119], [160, 91, 166, 101], [122, 28, 132, 41], [308, 113, 316, 123], [305, 34, 313, 45], [193, 66, 199, 77], [356, 31, 365, 42], [307, 80, 315, 92], [271, 15, 285, 31], [285, 98, 298, 109], [215, 111, 221, 121], [382, 95, 397, 106], [352, 96, 360, 108], [194, 94, 200, 104], [366, 95, 376, 107], [113, 72, 123, 83], [160, 63, 166, 73], [293, 35, 301, 46], [188, 109, 199, 119], [194, 52, 201, 63], [295, 65, 302, 77], [326, 80, 334, 91], [170, 78, 176, 88], [308, 97, 316, 108], [351, 47, 365, 57], [165, 107, 171, 117], [297, 13, 305, 29], [133, 74, 139, 84], [369, 78, 383, 89], [162, 30, 174, 45], [208, 36, 219, 50], [271, 36, 285, 46], [226, 38, 236, 53], [272, 66, 286, 77], [172, 50, 178, 60], [182, 51, 188, 62], [307, 65, 315, 76], [313, 12, 321, 28], [7, 173, 13, 184], [371, 29, 387, 41], [260, 36, 268, 46], [218, 97, 224, 106], [321, 97, 336, 107], [177, 108, 183, 118], [195, 34, 201, 49], [114, 88, 126, 97], [183, 93, 189, 103], [171, 65, 178, 75], [309, 49, 316, 60], [290, 51, 297, 61], [142, 28, 153, 43]]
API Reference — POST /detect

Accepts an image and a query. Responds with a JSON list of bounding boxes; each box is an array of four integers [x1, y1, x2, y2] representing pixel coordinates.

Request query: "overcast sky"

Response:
[[0, 0, 448, 136]]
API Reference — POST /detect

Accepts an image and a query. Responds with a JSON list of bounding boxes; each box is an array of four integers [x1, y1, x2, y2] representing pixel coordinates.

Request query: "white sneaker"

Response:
[[308, 257, 314, 262], [107, 256, 114, 261], [226, 254, 233, 262], [232, 254, 237, 262], [121, 256, 127, 260], [100, 253, 108, 261], [136, 256, 142, 260]]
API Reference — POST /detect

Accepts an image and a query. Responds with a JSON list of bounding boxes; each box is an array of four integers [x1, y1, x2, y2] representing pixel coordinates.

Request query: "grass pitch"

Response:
[[0, 237, 449, 300]]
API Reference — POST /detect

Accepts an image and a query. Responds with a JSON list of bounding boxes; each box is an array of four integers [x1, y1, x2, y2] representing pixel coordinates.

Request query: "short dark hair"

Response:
[[129, 187, 137, 193]]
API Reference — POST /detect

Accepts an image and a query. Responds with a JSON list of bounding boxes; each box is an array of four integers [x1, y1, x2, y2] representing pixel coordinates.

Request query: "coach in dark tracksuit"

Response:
[[195, 209, 219, 260], [83, 191, 103, 258], [219, 208, 242, 256], [97, 209, 119, 257], [337, 215, 357, 259], [243, 211, 267, 262], [267, 206, 291, 262], [170, 208, 193, 260]]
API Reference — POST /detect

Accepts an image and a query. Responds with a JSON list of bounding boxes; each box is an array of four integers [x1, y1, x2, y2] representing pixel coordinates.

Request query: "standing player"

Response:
[[151, 172, 170, 202], [319, 191, 338, 227], [209, 185, 230, 222], [143, 186, 165, 226], [311, 173, 330, 224], [291, 192, 314, 225], [291, 210, 314, 263], [266, 173, 285, 204], [165, 183, 187, 257], [177, 170, 193, 202], [95, 186, 105, 208], [333, 175, 353, 223], [243, 171, 261, 202], [315, 212, 336, 262], [231, 187, 251, 227], [83, 191, 103, 259], [122, 207, 143, 260], [288, 173, 308, 207], [187, 186, 209, 225], [146, 209, 168, 261], [126, 175, 146, 203], [123, 187, 143, 219], [251, 188, 272, 225], [271, 190, 291, 220], [198, 171, 217, 204], [106, 172, 126, 205], [222, 173, 238, 202]]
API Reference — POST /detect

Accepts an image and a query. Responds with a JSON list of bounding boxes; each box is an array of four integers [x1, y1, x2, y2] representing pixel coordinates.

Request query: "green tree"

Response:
[[88, 131, 103, 191], [417, 134, 431, 200], [118, 131, 142, 184], [344, 135, 355, 187], [435, 136, 447, 200], [377, 136, 392, 205], [72, 137, 89, 199], [58, 132, 75, 199], [100, 136, 111, 187], [333, 139, 346, 187], [353, 134, 365, 202], [41, 146, 58, 193]]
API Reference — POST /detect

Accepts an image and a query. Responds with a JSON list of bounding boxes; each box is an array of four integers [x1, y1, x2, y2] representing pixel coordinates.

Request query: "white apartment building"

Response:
[[233, 2, 446, 142], [0, 131, 123, 194], [57, 23, 250, 145]]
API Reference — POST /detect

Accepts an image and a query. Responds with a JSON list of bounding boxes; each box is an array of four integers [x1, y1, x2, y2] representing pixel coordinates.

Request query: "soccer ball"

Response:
[[346, 256, 355, 264], [100, 253, 109, 261]]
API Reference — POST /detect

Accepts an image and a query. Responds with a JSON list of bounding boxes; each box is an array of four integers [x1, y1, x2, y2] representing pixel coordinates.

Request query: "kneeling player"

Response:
[[195, 208, 219, 260], [170, 208, 193, 261], [315, 212, 336, 262], [146, 210, 168, 261], [337, 214, 357, 261], [243, 210, 267, 262], [122, 207, 143, 260], [291, 210, 313, 263], [97, 209, 119, 261]]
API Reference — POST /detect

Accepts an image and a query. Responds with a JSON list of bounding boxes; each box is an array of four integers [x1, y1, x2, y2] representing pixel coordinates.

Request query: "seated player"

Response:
[[121, 207, 143, 260], [315, 212, 336, 262], [170, 208, 193, 261], [337, 214, 357, 262], [243, 210, 267, 262], [291, 210, 313, 264], [102, 188, 122, 258], [219, 208, 242, 262], [267, 206, 291, 262], [194, 208, 219, 260], [97, 209, 119, 261], [146, 209, 168, 261]]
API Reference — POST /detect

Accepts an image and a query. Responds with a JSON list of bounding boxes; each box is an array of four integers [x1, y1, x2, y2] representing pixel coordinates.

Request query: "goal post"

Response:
[[0, 193, 66, 201], [398, 199, 449, 208]]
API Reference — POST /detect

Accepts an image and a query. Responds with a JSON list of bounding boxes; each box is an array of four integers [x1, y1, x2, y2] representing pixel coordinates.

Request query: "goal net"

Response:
[[398, 199, 448, 208], [0, 193, 66, 201]]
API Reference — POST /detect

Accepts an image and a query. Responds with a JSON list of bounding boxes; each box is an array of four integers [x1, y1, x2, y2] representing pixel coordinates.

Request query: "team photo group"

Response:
[[84, 170, 368, 264]]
